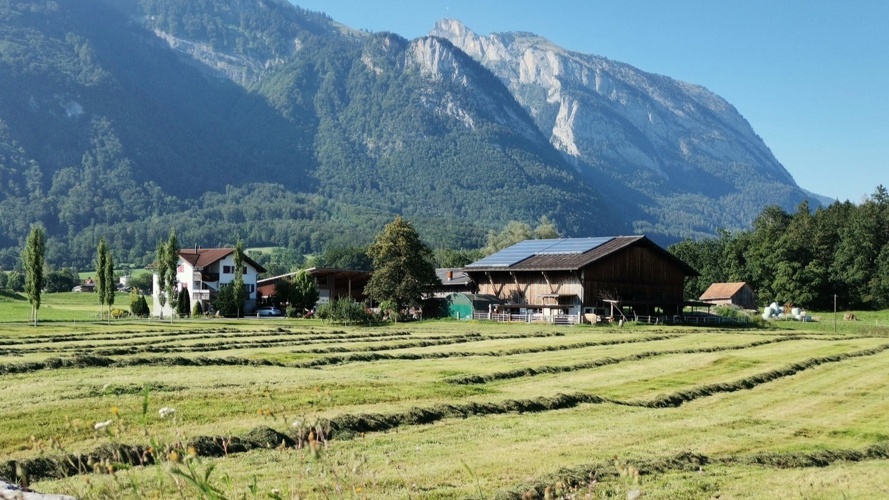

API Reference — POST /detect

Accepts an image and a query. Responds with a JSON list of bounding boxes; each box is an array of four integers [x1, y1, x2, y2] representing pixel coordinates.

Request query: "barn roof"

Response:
[[464, 236, 698, 275], [699, 282, 751, 300]]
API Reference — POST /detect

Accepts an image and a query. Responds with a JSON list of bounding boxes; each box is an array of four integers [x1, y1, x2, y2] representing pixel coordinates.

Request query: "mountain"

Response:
[[430, 19, 813, 239], [0, 0, 813, 269]]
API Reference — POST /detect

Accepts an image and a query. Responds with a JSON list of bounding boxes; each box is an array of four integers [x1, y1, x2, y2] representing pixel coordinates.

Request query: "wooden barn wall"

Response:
[[732, 286, 756, 308], [581, 246, 686, 305], [470, 270, 582, 305]]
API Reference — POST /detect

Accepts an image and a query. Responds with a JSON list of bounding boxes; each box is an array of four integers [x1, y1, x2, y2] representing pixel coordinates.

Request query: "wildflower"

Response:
[[158, 407, 176, 418], [94, 420, 112, 430], [111, 406, 119, 417]]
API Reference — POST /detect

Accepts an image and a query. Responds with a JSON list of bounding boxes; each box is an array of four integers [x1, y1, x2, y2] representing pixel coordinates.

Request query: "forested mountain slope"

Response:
[[0, 0, 814, 269]]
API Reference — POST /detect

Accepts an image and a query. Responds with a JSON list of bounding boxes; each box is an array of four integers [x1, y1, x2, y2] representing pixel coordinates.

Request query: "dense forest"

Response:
[[670, 186, 889, 311]]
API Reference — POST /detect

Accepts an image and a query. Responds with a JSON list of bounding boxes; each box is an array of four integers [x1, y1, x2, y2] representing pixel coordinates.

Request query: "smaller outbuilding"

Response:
[[699, 282, 756, 310], [443, 293, 502, 320]]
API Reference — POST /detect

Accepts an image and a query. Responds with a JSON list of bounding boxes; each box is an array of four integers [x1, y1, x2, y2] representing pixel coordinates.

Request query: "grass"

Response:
[[1, 296, 888, 498]]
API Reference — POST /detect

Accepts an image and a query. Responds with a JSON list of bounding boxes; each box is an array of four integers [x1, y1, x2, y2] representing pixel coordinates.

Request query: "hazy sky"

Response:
[[291, 1, 887, 203]]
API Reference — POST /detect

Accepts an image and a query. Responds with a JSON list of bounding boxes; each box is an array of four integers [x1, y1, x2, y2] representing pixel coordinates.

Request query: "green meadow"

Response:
[[1, 293, 888, 498]]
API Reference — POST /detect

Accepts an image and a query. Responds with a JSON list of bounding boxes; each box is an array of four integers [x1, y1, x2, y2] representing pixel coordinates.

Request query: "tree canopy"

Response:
[[364, 217, 438, 312], [670, 186, 889, 311]]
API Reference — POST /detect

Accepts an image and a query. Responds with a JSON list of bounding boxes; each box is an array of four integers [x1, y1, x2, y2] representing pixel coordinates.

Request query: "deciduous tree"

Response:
[[365, 216, 438, 315]]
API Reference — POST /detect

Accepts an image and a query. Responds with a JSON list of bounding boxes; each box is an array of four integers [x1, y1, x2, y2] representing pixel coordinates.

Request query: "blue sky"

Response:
[[291, 1, 887, 203]]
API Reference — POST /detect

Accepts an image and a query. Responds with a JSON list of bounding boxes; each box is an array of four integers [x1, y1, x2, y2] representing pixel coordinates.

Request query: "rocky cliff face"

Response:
[[431, 19, 810, 238]]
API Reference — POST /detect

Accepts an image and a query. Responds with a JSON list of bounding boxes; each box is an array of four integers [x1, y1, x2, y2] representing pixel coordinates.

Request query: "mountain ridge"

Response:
[[0, 0, 819, 269], [429, 18, 811, 237]]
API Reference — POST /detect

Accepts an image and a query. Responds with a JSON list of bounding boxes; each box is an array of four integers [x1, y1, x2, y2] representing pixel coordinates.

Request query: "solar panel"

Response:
[[465, 237, 615, 267], [537, 237, 613, 255]]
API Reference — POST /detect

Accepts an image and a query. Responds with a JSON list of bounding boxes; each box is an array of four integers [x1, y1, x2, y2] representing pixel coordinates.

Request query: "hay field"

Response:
[[1, 316, 888, 499]]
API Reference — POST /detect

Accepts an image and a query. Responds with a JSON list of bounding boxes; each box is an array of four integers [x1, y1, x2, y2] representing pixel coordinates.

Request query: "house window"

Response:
[[223, 265, 233, 274], [177, 265, 184, 273]]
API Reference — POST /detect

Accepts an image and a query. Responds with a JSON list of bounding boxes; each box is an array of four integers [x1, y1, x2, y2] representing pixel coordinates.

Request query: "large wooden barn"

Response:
[[463, 236, 698, 319]]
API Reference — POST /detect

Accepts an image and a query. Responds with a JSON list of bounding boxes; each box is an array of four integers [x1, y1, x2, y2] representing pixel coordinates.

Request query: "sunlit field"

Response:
[[2, 293, 888, 499]]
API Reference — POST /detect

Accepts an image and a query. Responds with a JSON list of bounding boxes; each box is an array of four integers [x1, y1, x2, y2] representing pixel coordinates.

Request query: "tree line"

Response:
[[669, 186, 889, 311]]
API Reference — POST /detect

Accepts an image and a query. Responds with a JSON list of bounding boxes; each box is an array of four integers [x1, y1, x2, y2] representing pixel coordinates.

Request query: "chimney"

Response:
[[447, 271, 453, 280]]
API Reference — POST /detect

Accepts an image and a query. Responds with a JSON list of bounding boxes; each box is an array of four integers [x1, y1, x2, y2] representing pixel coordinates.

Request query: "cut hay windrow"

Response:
[[445, 336, 798, 385], [0, 334, 680, 375], [0, 425, 299, 484], [632, 342, 889, 408], [0, 329, 404, 356], [494, 443, 889, 499], [0, 327, 295, 346]]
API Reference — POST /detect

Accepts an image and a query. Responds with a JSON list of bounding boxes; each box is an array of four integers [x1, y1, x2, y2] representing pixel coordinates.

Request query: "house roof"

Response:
[[464, 236, 698, 275], [436, 268, 471, 286], [699, 282, 751, 300], [148, 248, 266, 273]]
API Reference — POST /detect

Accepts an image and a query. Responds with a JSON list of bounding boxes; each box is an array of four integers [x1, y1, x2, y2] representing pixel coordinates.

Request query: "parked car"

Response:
[[256, 306, 283, 317]]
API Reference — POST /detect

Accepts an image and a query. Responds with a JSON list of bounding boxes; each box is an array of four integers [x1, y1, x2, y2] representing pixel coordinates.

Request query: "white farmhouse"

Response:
[[151, 247, 266, 317]]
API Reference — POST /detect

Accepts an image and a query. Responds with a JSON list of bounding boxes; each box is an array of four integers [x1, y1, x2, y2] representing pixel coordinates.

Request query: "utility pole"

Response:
[[833, 294, 837, 333]]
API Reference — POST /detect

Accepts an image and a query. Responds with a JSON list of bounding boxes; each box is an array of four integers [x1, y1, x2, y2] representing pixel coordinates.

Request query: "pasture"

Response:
[[1, 295, 888, 498]]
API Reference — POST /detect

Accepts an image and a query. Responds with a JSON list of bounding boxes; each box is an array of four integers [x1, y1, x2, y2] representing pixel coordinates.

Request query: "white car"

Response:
[[256, 306, 283, 317]]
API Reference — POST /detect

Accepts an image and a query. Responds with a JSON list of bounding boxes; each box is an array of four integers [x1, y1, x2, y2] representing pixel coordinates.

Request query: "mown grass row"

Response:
[[496, 442, 889, 499], [445, 336, 800, 385], [0, 328, 388, 353], [0, 329, 568, 357], [0, 334, 680, 375], [6, 343, 887, 487]]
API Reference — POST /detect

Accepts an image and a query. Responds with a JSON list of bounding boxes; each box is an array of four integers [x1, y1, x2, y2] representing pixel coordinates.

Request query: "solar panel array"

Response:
[[465, 237, 614, 268]]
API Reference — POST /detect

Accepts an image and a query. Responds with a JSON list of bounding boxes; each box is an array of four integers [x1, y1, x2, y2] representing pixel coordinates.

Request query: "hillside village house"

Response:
[[462, 236, 699, 322], [150, 247, 266, 317]]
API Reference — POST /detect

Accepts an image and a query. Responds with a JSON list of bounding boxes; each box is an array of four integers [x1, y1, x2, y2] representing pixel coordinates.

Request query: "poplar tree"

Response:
[[155, 229, 178, 320], [232, 238, 247, 318], [155, 240, 169, 319], [95, 238, 109, 320], [105, 248, 115, 320], [163, 230, 179, 321], [21, 226, 45, 326]]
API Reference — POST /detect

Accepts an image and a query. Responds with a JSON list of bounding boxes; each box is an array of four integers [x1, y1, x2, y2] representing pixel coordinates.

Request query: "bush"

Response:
[[192, 301, 204, 317], [110, 308, 129, 319], [317, 298, 369, 325], [130, 290, 150, 317], [176, 288, 191, 317]]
